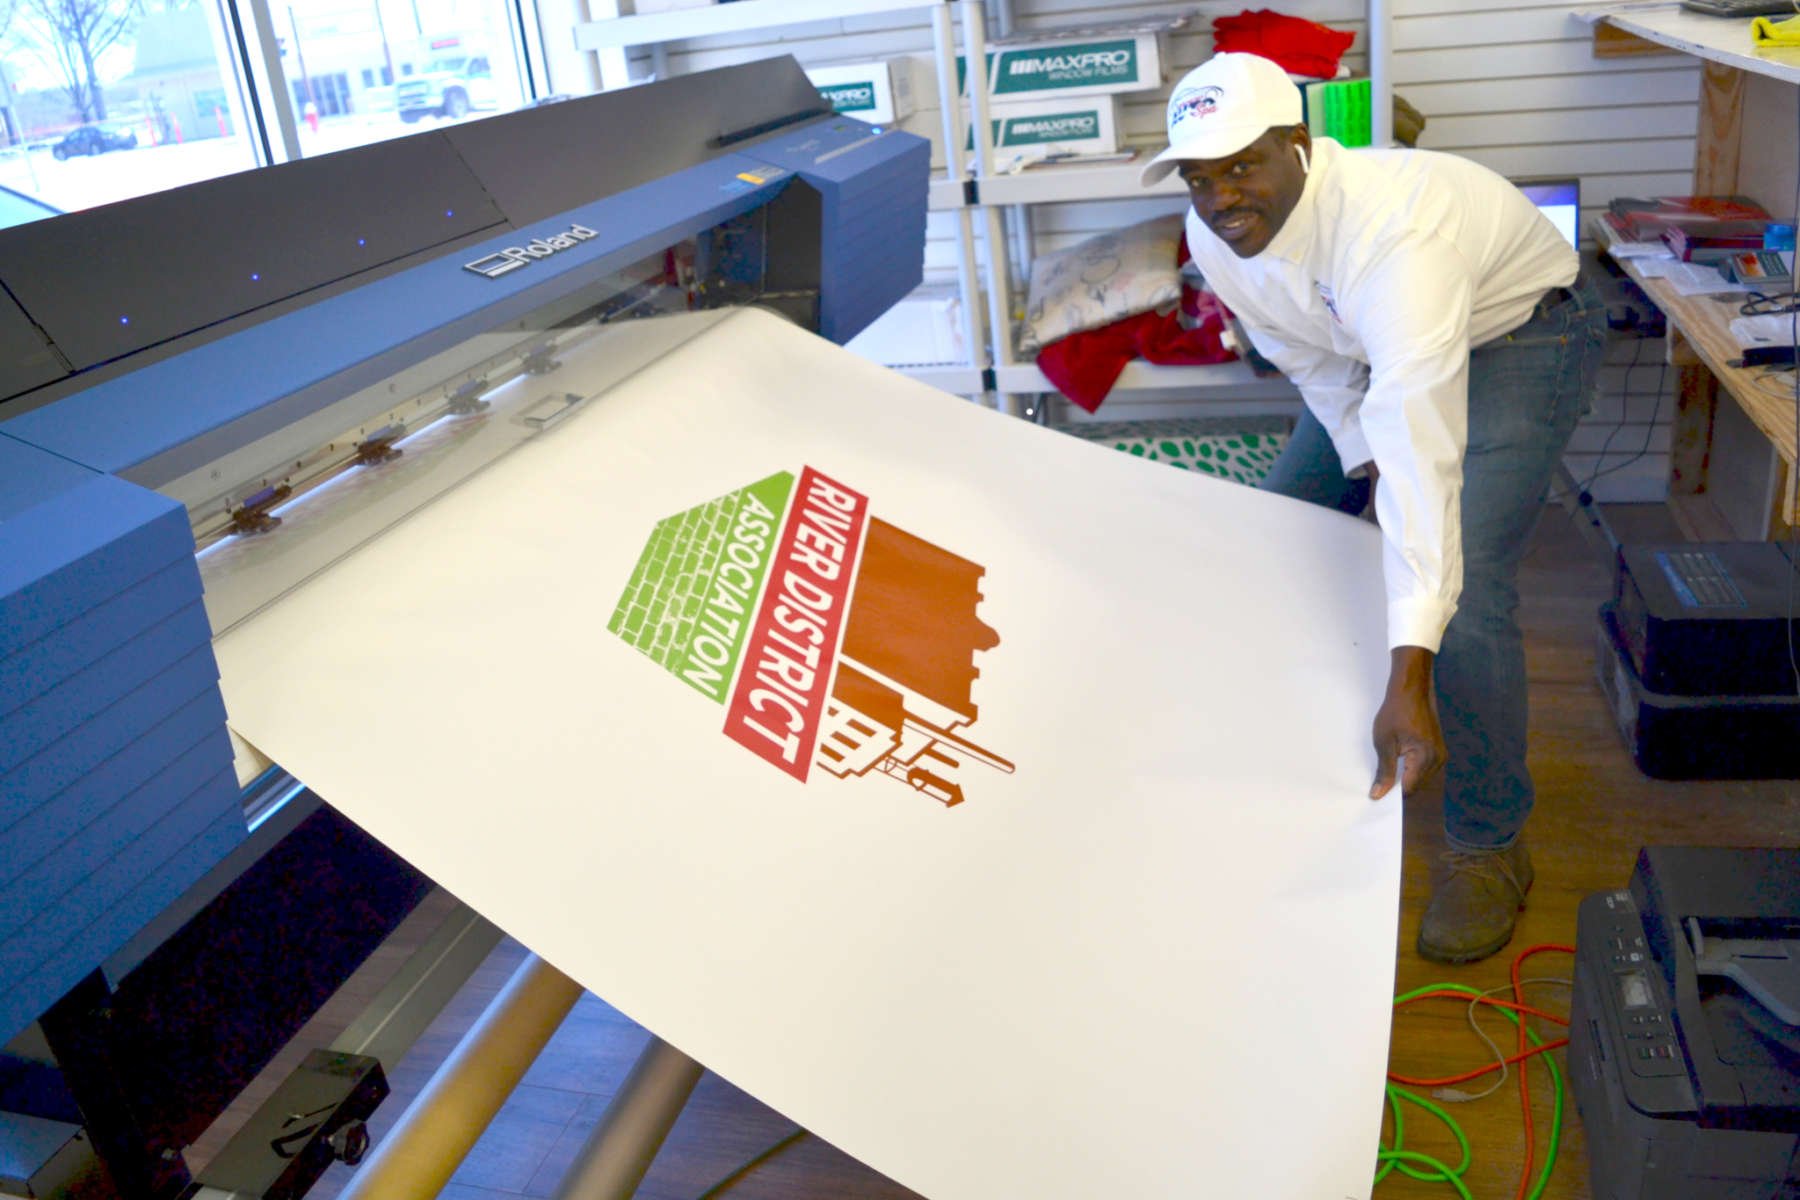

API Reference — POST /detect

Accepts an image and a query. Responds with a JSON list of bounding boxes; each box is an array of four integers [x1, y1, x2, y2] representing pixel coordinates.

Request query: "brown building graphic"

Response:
[[814, 519, 1013, 806]]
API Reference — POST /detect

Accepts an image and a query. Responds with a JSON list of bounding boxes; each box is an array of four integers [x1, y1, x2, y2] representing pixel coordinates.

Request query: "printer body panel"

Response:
[[0, 61, 927, 1155]]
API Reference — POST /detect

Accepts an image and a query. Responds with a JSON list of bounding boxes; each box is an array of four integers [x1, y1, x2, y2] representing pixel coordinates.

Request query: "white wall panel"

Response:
[[1394, 41, 1694, 84], [1400, 68, 1699, 115], [1394, 8, 1590, 51]]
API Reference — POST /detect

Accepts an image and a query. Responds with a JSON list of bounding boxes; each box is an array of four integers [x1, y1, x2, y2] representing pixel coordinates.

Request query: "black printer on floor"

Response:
[[1596, 542, 1799, 778], [1570, 847, 1800, 1198]]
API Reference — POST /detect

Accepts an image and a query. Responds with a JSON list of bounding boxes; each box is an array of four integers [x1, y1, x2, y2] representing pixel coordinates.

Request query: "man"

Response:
[[1142, 53, 1606, 963]]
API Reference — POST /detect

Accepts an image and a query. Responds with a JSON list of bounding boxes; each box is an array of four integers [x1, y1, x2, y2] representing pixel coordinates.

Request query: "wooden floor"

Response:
[[188, 502, 1800, 1200]]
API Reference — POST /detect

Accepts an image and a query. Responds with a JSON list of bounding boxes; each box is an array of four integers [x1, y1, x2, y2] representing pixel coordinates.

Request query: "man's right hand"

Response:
[[1371, 645, 1444, 799]]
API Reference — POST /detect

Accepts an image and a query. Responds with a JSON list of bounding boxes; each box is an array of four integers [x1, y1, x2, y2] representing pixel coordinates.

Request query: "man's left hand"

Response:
[[1370, 645, 1444, 799]]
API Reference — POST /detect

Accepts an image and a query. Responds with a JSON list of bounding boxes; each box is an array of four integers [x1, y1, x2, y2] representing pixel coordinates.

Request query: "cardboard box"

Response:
[[966, 95, 1122, 170], [806, 59, 915, 125], [959, 15, 1184, 99]]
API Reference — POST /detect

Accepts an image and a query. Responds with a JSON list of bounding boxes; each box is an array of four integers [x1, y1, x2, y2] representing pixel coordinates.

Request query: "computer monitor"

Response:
[[1513, 178, 1581, 247]]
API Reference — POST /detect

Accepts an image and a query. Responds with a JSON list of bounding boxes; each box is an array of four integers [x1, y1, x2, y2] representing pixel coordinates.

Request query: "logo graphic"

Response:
[[1169, 85, 1224, 131], [968, 112, 1100, 150], [995, 40, 1137, 93], [1316, 281, 1343, 324], [609, 467, 1012, 807], [464, 225, 599, 279], [818, 82, 877, 112]]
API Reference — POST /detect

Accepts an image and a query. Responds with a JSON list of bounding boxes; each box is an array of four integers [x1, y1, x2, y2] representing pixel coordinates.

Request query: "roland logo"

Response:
[[464, 225, 599, 279], [820, 82, 877, 111]]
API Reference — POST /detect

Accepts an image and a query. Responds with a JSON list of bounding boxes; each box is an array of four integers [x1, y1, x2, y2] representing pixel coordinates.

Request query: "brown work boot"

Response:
[[1416, 840, 1535, 964]]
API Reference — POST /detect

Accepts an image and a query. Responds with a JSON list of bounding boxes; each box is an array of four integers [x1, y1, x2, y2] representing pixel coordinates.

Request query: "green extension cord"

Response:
[[1375, 982, 1566, 1200]]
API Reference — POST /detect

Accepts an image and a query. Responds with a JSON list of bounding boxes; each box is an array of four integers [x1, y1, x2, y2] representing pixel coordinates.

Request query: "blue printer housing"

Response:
[[0, 58, 926, 1191]]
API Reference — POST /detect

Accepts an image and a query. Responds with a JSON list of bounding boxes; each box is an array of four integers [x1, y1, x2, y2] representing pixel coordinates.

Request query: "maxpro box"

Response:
[[806, 59, 915, 125], [960, 14, 1188, 100], [967, 95, 1122, 170]]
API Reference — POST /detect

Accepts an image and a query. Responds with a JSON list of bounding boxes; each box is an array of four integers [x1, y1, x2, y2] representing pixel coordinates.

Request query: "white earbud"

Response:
[[1296, 145, 1311, 174]]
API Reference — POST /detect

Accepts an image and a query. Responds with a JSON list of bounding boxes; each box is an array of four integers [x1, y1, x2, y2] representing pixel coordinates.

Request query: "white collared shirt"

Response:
[[1185, 138, 1577, 652]]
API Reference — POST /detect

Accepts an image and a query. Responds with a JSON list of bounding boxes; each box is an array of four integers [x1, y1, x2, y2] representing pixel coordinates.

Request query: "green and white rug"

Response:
[[1057, 417, 1292, 486]]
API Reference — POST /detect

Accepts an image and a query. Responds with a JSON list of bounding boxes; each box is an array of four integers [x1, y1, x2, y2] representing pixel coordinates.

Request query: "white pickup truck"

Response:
[[396, 53, 498, 123]]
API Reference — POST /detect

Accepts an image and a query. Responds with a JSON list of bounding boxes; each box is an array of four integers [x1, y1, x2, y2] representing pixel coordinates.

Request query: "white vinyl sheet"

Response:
[[213, 308, 1402, 1200]]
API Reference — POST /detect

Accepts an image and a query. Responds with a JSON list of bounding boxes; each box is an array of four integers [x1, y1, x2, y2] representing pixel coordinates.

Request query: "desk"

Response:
[[1598, 224, 1799, 534], [1599, 6, 1799, 536]]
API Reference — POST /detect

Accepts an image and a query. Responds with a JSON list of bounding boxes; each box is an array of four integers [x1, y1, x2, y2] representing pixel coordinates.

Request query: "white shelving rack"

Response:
[[948, 0, 1394, 418], [569, 0, 1394, 421], [572, 0, 991, 398]]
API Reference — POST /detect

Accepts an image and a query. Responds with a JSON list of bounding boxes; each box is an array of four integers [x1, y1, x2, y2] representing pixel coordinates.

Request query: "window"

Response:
[[0, 0, 541, 222], [277, 0, 531, 155], [0, 0, 263, 219]]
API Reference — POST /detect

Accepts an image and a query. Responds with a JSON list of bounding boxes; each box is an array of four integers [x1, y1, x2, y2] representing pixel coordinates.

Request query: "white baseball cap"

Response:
[[1140, 53, 1305, 187]]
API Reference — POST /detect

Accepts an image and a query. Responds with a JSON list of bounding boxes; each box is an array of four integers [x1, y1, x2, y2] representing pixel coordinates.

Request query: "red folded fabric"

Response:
[[1212, 10, 1355, 80], [1037, 305, 1235, 413]]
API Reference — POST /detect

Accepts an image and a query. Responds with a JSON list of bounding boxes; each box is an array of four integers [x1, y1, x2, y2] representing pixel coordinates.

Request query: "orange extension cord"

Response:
[[1386, 943, 1577, 1200]]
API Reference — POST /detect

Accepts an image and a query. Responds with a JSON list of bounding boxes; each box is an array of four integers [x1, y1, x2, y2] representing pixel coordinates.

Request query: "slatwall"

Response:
[[623, 0, 1698, 499]]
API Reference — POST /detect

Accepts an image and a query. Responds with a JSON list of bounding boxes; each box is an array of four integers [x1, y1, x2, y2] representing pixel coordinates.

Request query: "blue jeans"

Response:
[[1260, 278, 1607, 849]]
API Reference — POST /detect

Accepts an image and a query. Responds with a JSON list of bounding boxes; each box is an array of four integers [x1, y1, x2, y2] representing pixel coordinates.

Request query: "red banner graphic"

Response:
[[724, 467, 870, 780]]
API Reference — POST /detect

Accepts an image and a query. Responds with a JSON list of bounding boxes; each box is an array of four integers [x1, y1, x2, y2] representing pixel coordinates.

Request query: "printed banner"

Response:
[[215, 308, 1401, 1200]]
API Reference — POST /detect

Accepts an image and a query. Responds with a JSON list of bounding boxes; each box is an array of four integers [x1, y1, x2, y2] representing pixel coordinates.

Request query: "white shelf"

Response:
[[928, 146, 1184, 211], [995, 358, 1299, 397], [978, 152, 1186, 207], [896, 362, 986, 394], [928, 177, 966, 210], [1604, 7, 1800, 85], [574, 0, 947, 52]]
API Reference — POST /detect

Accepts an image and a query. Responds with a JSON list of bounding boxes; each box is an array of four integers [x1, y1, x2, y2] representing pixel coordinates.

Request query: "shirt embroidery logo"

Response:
[[1168, 84, 1223, 132], [1316, 281, 1343, 324]]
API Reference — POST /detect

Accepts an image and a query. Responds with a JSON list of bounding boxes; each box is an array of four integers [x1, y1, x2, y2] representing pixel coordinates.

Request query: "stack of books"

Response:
[[1604, 196, 1778, 261], [1665, 220, 1777, 264]]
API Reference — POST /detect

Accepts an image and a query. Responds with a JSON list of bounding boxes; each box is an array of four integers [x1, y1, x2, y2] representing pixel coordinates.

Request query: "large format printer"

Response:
[[1570, 846, 1800, 1198], [0, 58, 926, 1198]]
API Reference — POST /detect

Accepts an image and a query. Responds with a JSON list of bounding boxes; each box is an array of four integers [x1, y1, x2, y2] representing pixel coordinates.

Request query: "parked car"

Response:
[[52, 125, 138, 159], [396, 55, 498, 123]]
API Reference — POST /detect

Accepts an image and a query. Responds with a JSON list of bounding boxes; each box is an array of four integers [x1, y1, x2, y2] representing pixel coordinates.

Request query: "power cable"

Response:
[[1527, 326, 1664, 561], [1379, 946, 1575, 1200], [1435, 978, 1573, 1103]]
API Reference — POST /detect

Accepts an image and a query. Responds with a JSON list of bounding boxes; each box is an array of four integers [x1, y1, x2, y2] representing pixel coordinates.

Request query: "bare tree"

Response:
[[14, 0, 141, 122]]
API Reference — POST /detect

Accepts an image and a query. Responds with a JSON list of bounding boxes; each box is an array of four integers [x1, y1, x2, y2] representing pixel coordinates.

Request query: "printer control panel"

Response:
[[1596, 890, 1687, 1079]]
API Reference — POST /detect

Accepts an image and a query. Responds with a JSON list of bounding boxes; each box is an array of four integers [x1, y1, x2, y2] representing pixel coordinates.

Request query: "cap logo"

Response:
[[1170, 84, 1224, 131]]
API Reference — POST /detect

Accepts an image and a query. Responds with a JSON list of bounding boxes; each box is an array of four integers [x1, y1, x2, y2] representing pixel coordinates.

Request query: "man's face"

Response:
[[1179, 126, 1311, 259]]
